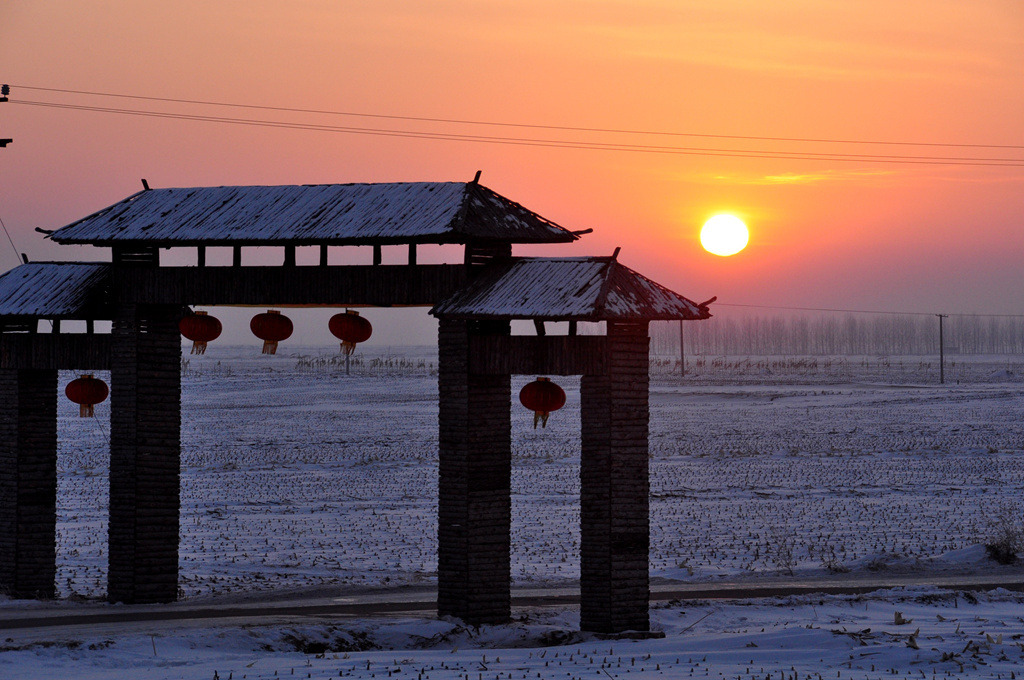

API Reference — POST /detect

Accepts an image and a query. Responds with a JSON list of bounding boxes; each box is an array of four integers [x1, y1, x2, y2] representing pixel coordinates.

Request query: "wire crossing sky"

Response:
[[14, 84, 1024, 150], [1, 0, 1022, 343], [9, 88, 1024, 167]]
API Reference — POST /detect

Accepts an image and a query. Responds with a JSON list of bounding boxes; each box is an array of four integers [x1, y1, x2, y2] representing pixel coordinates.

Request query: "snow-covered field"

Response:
[[48, 347, 1024, 598], [4, 346, 1024, 678]]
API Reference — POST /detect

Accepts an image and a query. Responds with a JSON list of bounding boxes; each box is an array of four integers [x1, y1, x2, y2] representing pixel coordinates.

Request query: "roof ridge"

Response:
[[591, 256, 620, 317], [450, 181, 475, 236]]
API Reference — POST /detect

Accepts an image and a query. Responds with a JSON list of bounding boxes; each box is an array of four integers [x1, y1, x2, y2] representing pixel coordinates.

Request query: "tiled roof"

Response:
[[49, 182, 579, 246], [432, 256, 713, 321], [0, 263, 110, 318]]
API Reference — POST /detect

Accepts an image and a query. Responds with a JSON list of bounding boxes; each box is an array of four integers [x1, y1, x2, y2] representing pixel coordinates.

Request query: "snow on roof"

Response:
[[431, 256, 713, 321], [0, 262, 110, 318], [49, 182, 579, 246]]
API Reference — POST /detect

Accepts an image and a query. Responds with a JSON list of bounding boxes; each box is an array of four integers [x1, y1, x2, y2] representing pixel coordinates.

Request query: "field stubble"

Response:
[[50, 348, 1024, 600]]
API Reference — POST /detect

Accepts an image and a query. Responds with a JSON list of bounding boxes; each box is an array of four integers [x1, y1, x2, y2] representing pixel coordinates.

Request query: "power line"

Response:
[[12, 99, 1024, 167], [715, 302, 1024, 319], [0, 213, 23, 266], [14, 84, 1024, 151]]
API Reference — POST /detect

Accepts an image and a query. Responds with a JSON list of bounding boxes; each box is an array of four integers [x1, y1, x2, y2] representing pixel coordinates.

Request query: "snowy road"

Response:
[[6, 586, 1024, 679], [5, 574, 1024, 633]]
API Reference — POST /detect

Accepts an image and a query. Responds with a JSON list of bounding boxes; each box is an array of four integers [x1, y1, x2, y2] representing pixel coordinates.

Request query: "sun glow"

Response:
[[700, 214, 749, 256]]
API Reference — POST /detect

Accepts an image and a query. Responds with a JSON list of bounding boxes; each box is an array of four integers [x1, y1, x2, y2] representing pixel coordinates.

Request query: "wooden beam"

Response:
[[232, 246, 242, 267], [319, 245, 328, 267], [283, 246, 296, 267], [197, 246, 206, 268], [408, 243, 417, 266], [0, 335, 112, 370], [112, 246, 159, 266], [372, 245, 382, 266], [468, 335, 607, 376], [0, 320, 35, 334], [112, 265, 469, 307]]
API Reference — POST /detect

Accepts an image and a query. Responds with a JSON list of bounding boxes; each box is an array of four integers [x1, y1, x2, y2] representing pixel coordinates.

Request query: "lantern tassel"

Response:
[[191, 340, 208, 355], [533, 411, 550, 429], [341, 340, 357, 355], [80, 403, 93, 418], [262, 340, 278, 355]]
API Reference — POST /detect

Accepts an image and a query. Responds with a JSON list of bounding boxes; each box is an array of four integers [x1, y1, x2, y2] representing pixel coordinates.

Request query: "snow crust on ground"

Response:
[[5, 588, 1024, 679]]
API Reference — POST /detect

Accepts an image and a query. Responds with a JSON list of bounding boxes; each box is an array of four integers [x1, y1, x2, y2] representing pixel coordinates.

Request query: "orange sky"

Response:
[[1, 1, 1022, 344]]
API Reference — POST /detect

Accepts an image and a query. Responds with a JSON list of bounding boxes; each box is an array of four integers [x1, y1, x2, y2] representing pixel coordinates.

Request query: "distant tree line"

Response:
[[651, 314, 1024, 356]]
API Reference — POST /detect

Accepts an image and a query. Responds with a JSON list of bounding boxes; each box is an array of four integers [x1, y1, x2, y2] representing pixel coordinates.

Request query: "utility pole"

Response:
[[0, 85, 11, 148], [937, 314, 948, 384], [678, 319, 685, 377]]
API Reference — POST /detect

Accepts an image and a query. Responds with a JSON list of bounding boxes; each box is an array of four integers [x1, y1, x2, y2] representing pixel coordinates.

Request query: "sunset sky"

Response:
[[1, 1, 1022, 345]]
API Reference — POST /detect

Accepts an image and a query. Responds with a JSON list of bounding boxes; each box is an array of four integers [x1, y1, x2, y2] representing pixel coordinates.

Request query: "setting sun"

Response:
[[700, 214, 749, 256]]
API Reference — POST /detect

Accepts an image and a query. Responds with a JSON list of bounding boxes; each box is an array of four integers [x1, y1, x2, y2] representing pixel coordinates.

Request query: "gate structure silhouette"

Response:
[[0, 177, 711, 634]]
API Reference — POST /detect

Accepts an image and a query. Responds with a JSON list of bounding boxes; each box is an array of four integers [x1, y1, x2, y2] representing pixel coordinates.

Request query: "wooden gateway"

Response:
[[0, 177, 712, 634]]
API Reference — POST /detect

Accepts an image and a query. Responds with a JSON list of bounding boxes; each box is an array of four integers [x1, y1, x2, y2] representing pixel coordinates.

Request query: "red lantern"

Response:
[[179, 310, 222, 355], [329, 310, 372, 355], [519, 377, 566, 429], [250, 310, 293, 355], [66, 374, 109, 418]]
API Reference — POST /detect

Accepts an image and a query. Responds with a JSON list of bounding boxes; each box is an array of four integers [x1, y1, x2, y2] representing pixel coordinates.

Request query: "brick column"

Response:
[[0, 369, 58, 599], [437, 318, 512, 624], [108, 306, 181, 603], [580, 321, 650, 633]]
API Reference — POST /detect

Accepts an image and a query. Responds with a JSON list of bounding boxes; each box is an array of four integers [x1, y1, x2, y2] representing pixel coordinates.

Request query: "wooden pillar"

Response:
[[108, 305, 181, 604], [580, 321, 650, 633], [0, 369, 58, 599], [437, 318, 512, 624]]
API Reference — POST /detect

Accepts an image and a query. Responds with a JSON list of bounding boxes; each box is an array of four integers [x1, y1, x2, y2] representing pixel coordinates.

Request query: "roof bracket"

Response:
[[141, 179, 151, 191]]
